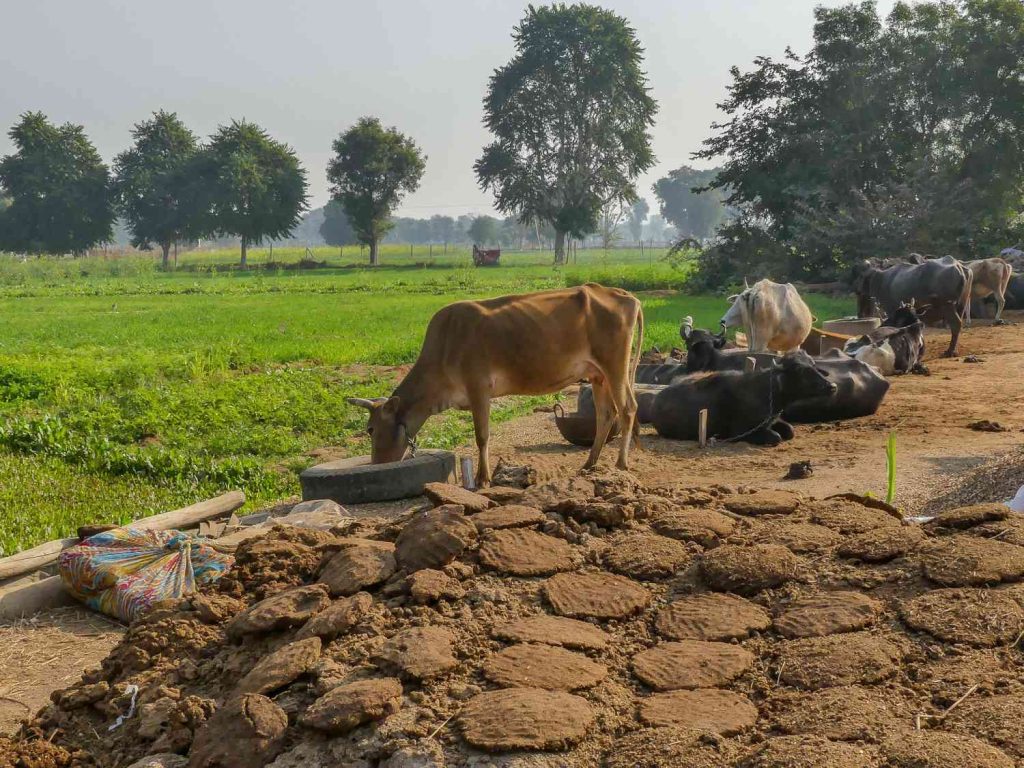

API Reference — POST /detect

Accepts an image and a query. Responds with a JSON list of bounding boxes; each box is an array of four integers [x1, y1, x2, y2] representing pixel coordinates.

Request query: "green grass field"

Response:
[[0, 246, 853, 555]]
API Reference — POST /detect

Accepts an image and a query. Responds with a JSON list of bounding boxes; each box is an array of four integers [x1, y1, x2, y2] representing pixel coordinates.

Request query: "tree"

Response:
[[113, 111, 200, 267], [627, 198, 649, 241], [327, 117, 426, 266], [430, 215, 456, 246], [0, 112, 114, 255], [597, 200, 627, 249], [653, 166, 729, 241], [695, 0, 1024, 283], [468, 215, 500, 245], [475, 3, 657, 264], [319, 200, 357, 246], [196, 120, 307, 267]]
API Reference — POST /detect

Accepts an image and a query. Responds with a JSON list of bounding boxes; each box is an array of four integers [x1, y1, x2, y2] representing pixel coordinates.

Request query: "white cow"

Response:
[[720, 279, 813, 353]]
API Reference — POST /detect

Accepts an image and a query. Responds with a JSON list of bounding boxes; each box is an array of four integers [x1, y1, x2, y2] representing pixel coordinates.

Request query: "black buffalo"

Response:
[[577, 383, 661, 424], [679, 322, 778, 373], [650, 351, 838, 446], [844, 304, 926, 374], [851, 256, 971, 357]]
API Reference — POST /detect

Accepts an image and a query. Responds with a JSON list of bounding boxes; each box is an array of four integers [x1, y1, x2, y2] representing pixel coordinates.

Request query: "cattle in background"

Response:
[[843, 303, 925, 375], [651, 351, 837, 446], [851, 256, 972, 357], [349, 284, 643, 486], [964, 258, 1013, 323], [720, 279, 813, 353]]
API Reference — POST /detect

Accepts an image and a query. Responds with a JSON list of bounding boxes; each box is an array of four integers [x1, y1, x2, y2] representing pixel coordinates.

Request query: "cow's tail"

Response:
[[630, 303, 645, 382], [959, 263, 974, 324]]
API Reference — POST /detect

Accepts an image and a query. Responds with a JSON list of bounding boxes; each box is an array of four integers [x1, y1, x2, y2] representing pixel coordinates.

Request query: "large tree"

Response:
[[475, 3, 657, 264], [467, 215, 500, 246], [695, 0, 1024, 283], [196, 120, 307, 267], [653, 166, 729, 241], [0, 112, 114, 255], [319, 201, 358, 246], [113, 111, 200, 267], [627, 197, 649, 241], [326, 117, 426, 266]]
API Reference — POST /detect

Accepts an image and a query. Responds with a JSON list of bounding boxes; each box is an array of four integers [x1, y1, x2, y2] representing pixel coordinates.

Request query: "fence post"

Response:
[[698, 409, 709, 448]]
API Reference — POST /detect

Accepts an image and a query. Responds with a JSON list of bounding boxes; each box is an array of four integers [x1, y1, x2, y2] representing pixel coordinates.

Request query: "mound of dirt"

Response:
[[12, 472, 1024, 767]]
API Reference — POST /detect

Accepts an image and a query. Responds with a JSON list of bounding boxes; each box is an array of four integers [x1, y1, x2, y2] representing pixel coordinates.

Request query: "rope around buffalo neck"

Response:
[[712, 369, 783, 445]]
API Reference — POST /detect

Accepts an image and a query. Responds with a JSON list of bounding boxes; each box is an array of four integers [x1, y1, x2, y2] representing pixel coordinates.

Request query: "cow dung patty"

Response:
[[837, 526, 924, 563], [808, 499, 902, 535], [773, 685, 901, 742], [917, 536, 1024, 587], [543, 572, 650, 620], [651, 508, 736, 547], [491, 614, 610, 651], [724, 490, 802, 517], [632, 640, 754, 691], [881, 731, 1014, 768], [773, 591, 881, 639], [924, 503, 1011, 533], [754, 522, 842, 554], [482, 644, 607, 691], [601, 533, 692, 580], [604, 726, 734, 768], [469, 504, 545, 531], [655, 593, 771, 641], [477, 529, 577, 577], [946, 693, 1024, 759], [458, 688, 594, 751], [638, 689, 758, 734], [776, 632, 900, 690], [738, 736, 881, 768], [898, 587, 1024, 647], [700, 544, 800, 595]]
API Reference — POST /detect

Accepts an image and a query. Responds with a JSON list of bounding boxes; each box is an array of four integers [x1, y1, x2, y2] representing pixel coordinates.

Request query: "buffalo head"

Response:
[[777, 351, 837, 399]]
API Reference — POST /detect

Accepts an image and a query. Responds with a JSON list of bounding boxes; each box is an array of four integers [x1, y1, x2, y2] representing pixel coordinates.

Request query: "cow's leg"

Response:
[[583, 378, 616, 470], [774, 420, 795, 441], [746, 427, 782, 446], [468, 392, 493, 487], [995, 290, 1006, 322], [941, 304, 962, 358]]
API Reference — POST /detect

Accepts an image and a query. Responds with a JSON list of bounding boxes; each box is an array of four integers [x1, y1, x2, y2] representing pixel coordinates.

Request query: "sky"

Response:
[[1, 0, 896, 219]]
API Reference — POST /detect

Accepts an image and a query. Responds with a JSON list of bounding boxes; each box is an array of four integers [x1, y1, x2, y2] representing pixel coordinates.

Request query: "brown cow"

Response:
[[348, 283, 644, 486], [965, 257, 1013, 324]]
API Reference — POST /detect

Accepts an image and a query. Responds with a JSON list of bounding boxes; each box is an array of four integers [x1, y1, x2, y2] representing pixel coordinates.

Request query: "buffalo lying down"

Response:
[[651, 351, 837, 446]]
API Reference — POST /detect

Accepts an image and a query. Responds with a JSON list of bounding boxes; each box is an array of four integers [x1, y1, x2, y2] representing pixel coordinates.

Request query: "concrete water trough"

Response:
[[299, 450, 456, 505]]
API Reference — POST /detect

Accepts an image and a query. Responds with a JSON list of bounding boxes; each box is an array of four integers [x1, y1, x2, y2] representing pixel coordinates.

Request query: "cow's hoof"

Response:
[[941, 351, 957, 359]]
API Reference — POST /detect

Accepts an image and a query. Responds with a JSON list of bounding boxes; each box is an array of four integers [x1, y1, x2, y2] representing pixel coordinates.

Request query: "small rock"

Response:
[[318, 541, 396, 596], [785, 461, 813, 480], [422, 482, 495, 513], [296, 592, 373, 641], [56, 681, 108, 709], [395, 506, 478, 572], [491, 459, 537, 489], [138, 697, 178, 740], [968, 419, 1007, 432], [188, 693, 287, 768], [407, 569, 466, 604], [236, 637, 322, 695], [963, 355, 984, 363], [226, 585, 331, 637], [299, 678, 403, 734]]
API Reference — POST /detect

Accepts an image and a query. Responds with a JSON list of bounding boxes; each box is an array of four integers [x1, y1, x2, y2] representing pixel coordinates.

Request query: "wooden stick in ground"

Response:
[[698, 409, 709, 449], [0, 491, 246, 582]]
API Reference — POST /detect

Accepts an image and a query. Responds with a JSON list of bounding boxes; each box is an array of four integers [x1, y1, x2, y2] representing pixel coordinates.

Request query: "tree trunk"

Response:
[[240, 237, 248, 268], [160, 242, 171, 268], [554, 229, 567, 265], [369, 237, 379, 266]]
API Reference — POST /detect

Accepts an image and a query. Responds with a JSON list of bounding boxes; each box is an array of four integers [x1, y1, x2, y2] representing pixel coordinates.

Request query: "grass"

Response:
[[0, 247, 854, 555]]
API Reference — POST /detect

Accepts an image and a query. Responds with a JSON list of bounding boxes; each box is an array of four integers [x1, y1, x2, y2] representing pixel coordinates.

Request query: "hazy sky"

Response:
[[2, 0, 895, 218]]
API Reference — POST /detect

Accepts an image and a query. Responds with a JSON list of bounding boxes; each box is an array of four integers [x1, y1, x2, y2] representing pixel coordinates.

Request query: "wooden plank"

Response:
[[698, 409, 709, 448], [0, 576, 76, 621], [0, 491, 245, 582]]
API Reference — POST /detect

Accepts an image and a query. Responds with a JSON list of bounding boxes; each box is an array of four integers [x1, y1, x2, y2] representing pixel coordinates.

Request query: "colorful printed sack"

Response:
[[58, 527, 233, 622]]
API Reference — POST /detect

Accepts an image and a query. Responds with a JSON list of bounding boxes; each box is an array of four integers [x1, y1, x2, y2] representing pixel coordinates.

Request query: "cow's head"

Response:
[[681, 316, 728, 372], [884, 300, 923, 329], [347, 396, 410, 464], [777, 351, 837, 398], [720, 291, 746, 330]]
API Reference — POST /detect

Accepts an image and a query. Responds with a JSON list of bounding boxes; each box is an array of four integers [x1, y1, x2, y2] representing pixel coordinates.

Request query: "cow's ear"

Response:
[[382, 396, 402, 416]]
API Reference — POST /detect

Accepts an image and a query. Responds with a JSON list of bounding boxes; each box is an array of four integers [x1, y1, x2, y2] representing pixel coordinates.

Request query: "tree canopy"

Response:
[[468, 215, 500, 246], [653, 166, 729, 242], [695, 0, 1024, 285], [113, 111, 200, 266], [196, 120, 308, 266], [327, 117, 426, 266], [475, 3, 657, 263], [319, 200, 358, 247], [0, 112, 114, 255]]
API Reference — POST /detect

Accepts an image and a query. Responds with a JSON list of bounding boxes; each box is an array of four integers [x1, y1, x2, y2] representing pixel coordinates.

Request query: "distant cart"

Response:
[[472, 245, 501, 267]]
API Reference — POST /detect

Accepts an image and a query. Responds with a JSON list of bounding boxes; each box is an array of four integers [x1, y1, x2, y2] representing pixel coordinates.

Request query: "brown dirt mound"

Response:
[[458, 688, 594, 751], [899, 588, 1024, 647], [773, 592, 881, 639], [700, 544, 801, 595], [837, 526, 924, 563], [808, 499, 903, 534], [0, 738, 75, 768], [916, 536, 1024, 586], [738, 736, 880, 768], [477, 528, 577, 576], [772, 685, 902, 742], [881, 730, 1014, 768], [491, 614, 610, 650], [776, 632, 901, 690], [601, 532, 692, 580], [907, 650, 1019, 706], [724, 490, 802, 516], [947, 693, 1024, 758], [638, 688, 758, 734], [604, 727, 733, 768], [543, 571, 651, 619], [655, 593, 771, 641], [632, 640, 754, 691], [651, 507, 736, 546], [482, 644, 607, 691], [470, 504, 545, 530]]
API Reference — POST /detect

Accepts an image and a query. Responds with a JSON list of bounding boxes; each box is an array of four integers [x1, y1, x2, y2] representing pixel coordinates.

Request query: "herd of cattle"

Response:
[[576, 253, 1017, 448], [353, 253, 1015, 484]]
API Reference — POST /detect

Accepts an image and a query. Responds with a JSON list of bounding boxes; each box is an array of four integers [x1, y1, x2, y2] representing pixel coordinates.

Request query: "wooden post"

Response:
[[698, 409, 709, 448]]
